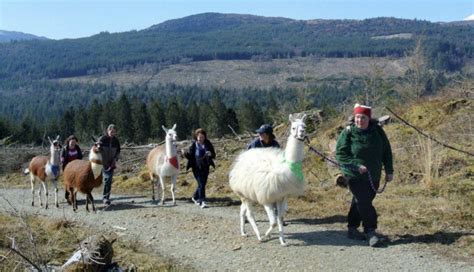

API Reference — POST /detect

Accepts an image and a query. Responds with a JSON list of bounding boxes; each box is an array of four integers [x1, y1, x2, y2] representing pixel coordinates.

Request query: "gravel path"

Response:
[[0, 188, 472, 272]]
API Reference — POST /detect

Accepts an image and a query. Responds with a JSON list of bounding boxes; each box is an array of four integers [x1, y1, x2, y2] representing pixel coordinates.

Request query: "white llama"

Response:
[[229, 114, 307, 246], [146, 124, 180, 205]]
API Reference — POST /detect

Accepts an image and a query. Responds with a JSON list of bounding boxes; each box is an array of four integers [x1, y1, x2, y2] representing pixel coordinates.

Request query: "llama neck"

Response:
[[89, 149, 103, 179], [50, 148, 60, 166], [284, 137, 304, 163], [165, 138, 177, 158]]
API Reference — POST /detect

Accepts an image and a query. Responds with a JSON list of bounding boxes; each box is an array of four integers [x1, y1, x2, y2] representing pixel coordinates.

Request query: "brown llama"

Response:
[[63, 139, 103, 212]]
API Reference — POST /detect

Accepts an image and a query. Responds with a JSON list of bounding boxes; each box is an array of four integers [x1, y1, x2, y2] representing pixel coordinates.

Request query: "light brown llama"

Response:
[[27, 136, 62, 209], [63, 140, 103, 212], [146, 124, 179, 205]]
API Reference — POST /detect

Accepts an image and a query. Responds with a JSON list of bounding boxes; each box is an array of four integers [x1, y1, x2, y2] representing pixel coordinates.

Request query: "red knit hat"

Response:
[[353, 103, 371, 119]]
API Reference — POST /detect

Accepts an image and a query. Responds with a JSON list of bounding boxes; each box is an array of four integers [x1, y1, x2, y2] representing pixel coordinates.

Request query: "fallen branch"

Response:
[[227, 125, 241, 140], [8, 238, 42, 271]]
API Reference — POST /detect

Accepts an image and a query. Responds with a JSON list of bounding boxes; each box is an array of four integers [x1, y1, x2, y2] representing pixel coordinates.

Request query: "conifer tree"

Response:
[[149, 99, 166, 141], [238, 101, 264, 133], [59, 107, 76, 139], [115, 94, 133, 142], [165, 98, 188, 139], [132, 100, 151, 144], [87, 99, 103, 136]]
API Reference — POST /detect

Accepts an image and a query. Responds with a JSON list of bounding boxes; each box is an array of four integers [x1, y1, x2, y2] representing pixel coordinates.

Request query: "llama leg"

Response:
[[159, 176, 165, 205], [150, 173, 156, 201], [53, 179, 59, 208], [85, 192, 90, 212], [264, 203, 277, 238], [38, 181, 44, 207], [240, 202, 248, 237], [88, 193, 96, 212], [276, 201, 287, 246], [30, 174, 35, 206], [73, 191, 78, 212], [170, 175, 176, 206], [66, 187, 72, 205], [245, 202, 261, 241], [42, 181, 49, 209]]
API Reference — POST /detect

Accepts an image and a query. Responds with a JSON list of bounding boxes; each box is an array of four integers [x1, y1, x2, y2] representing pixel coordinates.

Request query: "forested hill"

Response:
[[0, 13, 473, 80], [0, 30, 48, 43]]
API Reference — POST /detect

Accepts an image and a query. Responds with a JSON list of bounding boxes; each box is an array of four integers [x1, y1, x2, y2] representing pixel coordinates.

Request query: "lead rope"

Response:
[[304, 137, 388, 194]]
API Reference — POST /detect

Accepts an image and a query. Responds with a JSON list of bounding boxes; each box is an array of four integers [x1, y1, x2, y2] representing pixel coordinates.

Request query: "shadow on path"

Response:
[[285, 230, 362, 247], [388, 231, 473, 246]]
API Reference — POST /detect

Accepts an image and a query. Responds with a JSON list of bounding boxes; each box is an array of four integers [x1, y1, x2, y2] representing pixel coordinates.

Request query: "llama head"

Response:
[[89, 137, 103, 160], [48, 135, 62, 164], [162, 124, 178, 142], [289, 114, 307, 141]]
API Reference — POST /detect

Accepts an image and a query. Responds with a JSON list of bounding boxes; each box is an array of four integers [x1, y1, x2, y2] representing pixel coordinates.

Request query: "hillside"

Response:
[[0, 13, 472, 80]]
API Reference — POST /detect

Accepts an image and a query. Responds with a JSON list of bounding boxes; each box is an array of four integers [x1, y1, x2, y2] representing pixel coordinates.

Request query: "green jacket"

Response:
[[335, 121, 393, 183]]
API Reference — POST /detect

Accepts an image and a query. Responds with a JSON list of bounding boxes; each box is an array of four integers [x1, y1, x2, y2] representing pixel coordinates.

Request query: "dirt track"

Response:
[[0, 188, 472, 271]]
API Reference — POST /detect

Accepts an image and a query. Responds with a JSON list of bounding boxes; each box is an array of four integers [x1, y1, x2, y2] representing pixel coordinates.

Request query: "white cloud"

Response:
[[464, 14, 474, 21]]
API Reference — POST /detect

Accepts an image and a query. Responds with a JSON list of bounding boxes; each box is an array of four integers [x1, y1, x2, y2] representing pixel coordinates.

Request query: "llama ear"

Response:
[[91, 136, 97, 143], [162, 125, 168, 133], [48, 136, 53, 145], [289, 114, 295, 122], [172, 124, 176, 131], [55, 135, 60, 141], [301, 114, 308, 123]]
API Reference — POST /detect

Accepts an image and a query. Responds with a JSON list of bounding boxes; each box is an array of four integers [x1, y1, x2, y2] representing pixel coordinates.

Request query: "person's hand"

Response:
[[358, 165, 368, 174], [205, 151, 212, 157], [386, 174, 394, 182]]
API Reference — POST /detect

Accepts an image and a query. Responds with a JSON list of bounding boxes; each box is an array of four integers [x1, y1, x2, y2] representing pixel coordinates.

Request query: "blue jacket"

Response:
[[247, 138, 280, 149]]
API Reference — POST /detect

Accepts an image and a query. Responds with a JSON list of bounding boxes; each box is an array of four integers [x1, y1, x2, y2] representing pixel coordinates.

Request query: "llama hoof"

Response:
[[31, 202, 34, 206], [56, 204, 59, 208], [280, 240, 288, 246], [241, 233, 248, 237], [160, 201, 165, 206]]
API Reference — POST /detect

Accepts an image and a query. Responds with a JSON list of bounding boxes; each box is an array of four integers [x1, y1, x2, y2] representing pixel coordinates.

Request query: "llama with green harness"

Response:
[[229, 114, 307, 246]]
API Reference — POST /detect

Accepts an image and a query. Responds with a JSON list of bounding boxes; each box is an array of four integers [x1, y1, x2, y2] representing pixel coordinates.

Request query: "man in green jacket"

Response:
[[336, 104, 393, 247]]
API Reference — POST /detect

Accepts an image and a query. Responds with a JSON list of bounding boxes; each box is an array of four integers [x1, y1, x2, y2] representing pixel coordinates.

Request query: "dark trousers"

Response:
[[102, 169, 114, 200], [192, 168, 209, 204], [347, 177, 378, 232]]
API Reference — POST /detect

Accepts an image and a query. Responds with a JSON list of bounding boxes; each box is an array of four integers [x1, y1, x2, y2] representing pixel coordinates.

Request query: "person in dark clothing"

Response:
[[99, 124, 121, 206], [336, 103, 394, 247], [184, 128, 216, 208], [247, 124, 280, 149], [61, 135, 83, 170]]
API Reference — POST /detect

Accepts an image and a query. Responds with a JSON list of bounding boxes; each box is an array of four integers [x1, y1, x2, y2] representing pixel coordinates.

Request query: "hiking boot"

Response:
[[200, 202, 207, 209], [335, 174, 348, 188], [191, 197, 199, 206], [366, 231, 381, 247], [103, 199, 111, 206], [347, 227, 366, 240]]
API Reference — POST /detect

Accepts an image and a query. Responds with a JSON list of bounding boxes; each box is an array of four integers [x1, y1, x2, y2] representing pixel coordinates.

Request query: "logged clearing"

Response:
[[57, 56, 410, 90]]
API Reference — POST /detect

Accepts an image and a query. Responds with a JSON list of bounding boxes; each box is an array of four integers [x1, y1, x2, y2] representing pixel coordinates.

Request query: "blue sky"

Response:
[[1, 0, 473, 40]]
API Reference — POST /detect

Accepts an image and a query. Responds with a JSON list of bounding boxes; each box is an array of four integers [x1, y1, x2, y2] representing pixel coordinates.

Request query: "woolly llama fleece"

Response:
[[229, 114, 307, 246]]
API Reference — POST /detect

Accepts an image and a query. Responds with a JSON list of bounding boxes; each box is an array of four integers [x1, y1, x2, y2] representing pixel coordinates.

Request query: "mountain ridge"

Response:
[[0, 30, 48, 42]]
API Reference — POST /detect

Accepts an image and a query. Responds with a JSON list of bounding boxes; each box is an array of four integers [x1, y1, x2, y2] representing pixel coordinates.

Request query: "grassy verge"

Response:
[[0, 213, 189, 271]]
